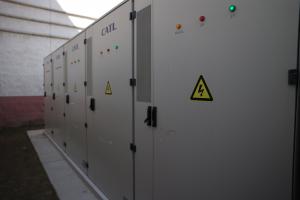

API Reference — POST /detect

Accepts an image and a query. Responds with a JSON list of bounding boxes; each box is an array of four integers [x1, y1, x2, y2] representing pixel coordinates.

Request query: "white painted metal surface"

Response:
[[86, 1, 133, 199], [52, 47, 66, 149], [133, 1, 153, 200], [64, 32, 88, 174], [44, 54, 53, 135], [148, 0, 298, 199]]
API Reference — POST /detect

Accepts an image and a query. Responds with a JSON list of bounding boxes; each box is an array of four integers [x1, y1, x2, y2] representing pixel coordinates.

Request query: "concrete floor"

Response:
[[27, 130, 99, 200]]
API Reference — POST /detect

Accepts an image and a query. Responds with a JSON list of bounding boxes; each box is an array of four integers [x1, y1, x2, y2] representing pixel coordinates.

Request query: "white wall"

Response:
[[0, 0, 123, 96], [0, 32, 66, 96]]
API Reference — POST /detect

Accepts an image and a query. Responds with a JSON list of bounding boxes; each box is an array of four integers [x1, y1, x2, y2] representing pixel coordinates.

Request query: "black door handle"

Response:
[[90, 98, 95, 111], [152, 107, 157, 127], [66, 94, 70, 104], [144, 106, 152, 126]]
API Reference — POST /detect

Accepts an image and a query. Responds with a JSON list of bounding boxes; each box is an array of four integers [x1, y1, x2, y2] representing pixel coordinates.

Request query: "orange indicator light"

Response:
[[176, 24, 182, 30]]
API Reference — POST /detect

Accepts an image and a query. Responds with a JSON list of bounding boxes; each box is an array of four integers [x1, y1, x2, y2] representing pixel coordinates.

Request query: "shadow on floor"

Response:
[[0, 126, 59, 200]]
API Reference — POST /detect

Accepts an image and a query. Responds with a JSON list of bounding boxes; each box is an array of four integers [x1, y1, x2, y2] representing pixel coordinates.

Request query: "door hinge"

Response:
[[84, 122, 88, 128], [52, 93, 56, 100], [84, 38, 87, 44], [129, 11, 136, 20], [130, 143, 136, 153], [82, 160, 89, 169], [63, 142, 67, 147], [44, 91, 46, 97], [50, 59, 53, 63], [63, 51, 65, 56], [288, 69, 298, 85], [84, 81, 87, 87], [63, 112, 66, 117], [63, 82, 66, 87], [51, 130, 54, 134], [130, 78, 136, 86]]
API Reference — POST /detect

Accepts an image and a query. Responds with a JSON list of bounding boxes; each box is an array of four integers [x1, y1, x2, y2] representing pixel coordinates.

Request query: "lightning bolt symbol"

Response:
[[198, 84, 204, 96]]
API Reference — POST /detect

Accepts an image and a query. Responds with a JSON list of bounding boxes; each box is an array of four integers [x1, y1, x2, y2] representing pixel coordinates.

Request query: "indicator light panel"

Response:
[[229, 5, 237, 13], [176, 24, 182, 30], [199, 16, 206, 22]]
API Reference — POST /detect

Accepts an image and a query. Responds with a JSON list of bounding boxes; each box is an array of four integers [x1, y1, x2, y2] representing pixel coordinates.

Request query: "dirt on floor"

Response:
[[0, 126, 59, 200]]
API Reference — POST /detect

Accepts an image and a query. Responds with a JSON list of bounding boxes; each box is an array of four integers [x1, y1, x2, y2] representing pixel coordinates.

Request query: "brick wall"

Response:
[[0, 96, 44, 128]]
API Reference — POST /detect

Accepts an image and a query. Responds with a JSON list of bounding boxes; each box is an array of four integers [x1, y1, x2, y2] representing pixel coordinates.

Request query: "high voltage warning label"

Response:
[[105, 81, 112, 95], [190, 75, 213, 101]]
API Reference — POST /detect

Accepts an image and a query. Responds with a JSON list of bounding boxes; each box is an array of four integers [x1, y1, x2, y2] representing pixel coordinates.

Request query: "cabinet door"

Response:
[[53, 48, 65, 150], [152, 0, 298, 200], [44, 56, 53, 135], [134, 4, 154, 200], [86, 1, 134, 199], [65, 32, 88, 174]]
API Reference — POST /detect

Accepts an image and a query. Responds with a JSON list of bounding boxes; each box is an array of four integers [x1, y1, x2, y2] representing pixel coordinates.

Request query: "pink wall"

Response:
[[0, 96, 44, 128]]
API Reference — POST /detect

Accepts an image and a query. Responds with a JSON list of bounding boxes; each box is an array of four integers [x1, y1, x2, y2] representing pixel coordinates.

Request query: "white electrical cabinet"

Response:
[[52, 47, 66, 150], [85, 1, 133, 200], [135, 0, 298, 199], [43, 54, 53, 135], [44, 0, 300, 199], [64, 32, 88, 173]]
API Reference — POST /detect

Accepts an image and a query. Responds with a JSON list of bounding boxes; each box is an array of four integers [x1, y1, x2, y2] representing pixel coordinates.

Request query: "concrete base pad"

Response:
[[27, 129, 99, 200]]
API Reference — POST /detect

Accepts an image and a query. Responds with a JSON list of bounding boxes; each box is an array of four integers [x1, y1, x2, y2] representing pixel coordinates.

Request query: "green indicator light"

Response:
[[114, 45, 119, 50], [229, 5, 236, 12]]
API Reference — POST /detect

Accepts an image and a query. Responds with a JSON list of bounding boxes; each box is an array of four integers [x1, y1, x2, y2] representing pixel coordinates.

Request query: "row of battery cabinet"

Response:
[[44, 1, 136, 200], [43, 0, 300, 199]]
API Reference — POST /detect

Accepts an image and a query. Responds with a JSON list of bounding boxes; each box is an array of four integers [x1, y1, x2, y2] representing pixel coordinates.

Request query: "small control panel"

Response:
[[174, 3, 238, 33]]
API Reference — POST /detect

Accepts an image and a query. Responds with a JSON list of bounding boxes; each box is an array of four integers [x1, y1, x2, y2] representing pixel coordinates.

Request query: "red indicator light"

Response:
[[199, 16, 206, 22]]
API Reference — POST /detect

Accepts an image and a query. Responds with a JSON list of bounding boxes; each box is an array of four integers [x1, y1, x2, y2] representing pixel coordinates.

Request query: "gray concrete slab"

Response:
[[27, 130, 99, 200]]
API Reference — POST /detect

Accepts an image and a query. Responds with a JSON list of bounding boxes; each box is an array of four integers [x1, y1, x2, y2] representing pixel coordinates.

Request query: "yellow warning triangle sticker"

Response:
[[105, 81, 112, 95], [190, 75, 213, 101]]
